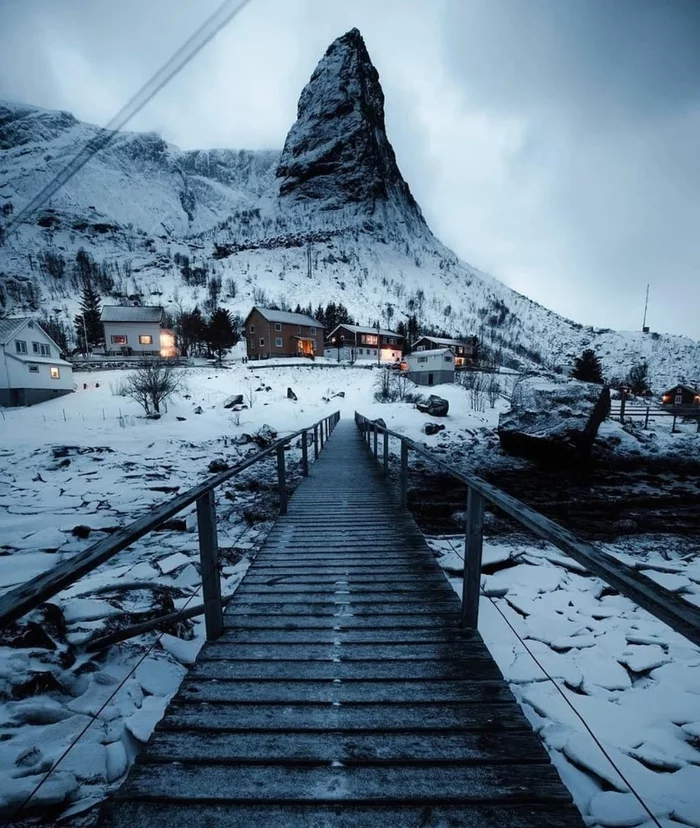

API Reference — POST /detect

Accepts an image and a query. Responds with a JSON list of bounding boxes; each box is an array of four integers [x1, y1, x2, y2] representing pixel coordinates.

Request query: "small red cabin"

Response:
[[661, 384, 700, 407]]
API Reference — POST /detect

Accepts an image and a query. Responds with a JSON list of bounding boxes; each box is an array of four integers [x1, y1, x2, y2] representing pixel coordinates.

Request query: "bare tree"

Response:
[[469, 373, 486, 412], [123, 362, 185, 415], [244, 382, 257, 409], [486, 375, 501, 408], [392, 371, 411, 402]]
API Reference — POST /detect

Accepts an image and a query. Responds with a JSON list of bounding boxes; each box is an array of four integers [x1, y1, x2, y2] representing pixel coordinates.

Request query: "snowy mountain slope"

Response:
[[0, 30, 698, 390]]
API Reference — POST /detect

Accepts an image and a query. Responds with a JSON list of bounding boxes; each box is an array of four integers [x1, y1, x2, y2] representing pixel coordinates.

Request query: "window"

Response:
[[50, 367, 60, 379], [138, 335, 153, 345], [15, 340, 27, 354], [309, 327, 316, 336], [444, 355, 453, 363], [249, 324, 255, 333], [296, 326, 302, 333], [675, 394, 683, 405], [389, 338, 396, 345], [362, 334, 377, 345], [32, 342, 50, 356], [111, 335, 127, 344], [28, 364, 39, 374], [275, 337, 283, 347], [416, 345, 425, 351], [259, 338, 265, 347], [249, 339, 256, 349], [417, 357, 427, 364], [274, 323, 282, 332]]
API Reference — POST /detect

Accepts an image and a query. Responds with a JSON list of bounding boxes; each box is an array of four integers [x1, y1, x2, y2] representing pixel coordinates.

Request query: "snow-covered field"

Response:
[[0, 363, 698, 824]]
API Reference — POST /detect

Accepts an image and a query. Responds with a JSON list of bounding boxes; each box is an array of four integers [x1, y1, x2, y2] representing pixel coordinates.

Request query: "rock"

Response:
[[11, 670, 65, 699], [176, 416, 187, 421], [287, 387, 298, 401], [424, 422, 445, 435], [3, 621, 56, 651], [208, 459, 229, 473], [498, 375, 611, 463], [612, 518, 639, 534], [276, 29, 426, 235], [223, 394, 244, 409], [157, 518, 187, 532], [193, 406, 203, 414], [333, 391, 346, 398], [254, 424, 278, 447], [416, 395, 449, 417], [146, 413, 161, 420], [71, 524, 91, 539], [183, 394, 192, 400], [373, 418, 386, 429]]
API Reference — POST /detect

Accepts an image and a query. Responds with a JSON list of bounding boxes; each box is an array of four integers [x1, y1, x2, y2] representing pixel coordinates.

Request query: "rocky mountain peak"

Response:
[[276, 29, 426, 230]]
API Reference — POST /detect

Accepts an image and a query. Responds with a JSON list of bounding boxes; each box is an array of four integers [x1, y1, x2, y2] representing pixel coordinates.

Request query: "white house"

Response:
[[0, 317, 73, 406], [405, 348, 455, 386], [325, 324, 403, 364], [101, 306, 166, 356], [412, 335, 476, 367]]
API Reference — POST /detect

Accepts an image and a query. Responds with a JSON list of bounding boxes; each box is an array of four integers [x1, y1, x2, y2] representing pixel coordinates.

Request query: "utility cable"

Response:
[[439, 535, 663, 828], [3, 0, 253, 239]]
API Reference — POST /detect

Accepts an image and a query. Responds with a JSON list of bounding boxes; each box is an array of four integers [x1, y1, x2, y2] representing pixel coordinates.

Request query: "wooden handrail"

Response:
[[0, 412, 341, 631], [355, 412, 700, 647]]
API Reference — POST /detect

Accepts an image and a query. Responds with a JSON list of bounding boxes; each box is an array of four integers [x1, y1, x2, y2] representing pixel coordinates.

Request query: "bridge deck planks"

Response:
[[104, 420, 583, 827]]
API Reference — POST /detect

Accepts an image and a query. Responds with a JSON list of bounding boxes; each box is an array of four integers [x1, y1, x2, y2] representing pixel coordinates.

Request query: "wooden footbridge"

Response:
[[2, 413, 699, 826]]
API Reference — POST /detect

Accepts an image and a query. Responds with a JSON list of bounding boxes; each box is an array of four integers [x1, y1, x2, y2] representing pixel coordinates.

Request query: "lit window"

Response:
[[15, 340, 27, 354], [139, 335, 153, 345], [275, 337, 283, 347], [50, 367, 60, 379], [111, 335, 127, 344], [28, 364, 39, 374], [259, 338, 265, 347], [274, 323, 282, 332]]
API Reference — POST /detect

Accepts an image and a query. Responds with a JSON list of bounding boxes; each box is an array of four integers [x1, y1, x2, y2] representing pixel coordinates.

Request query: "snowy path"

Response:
[[104, 420, 581, 827]]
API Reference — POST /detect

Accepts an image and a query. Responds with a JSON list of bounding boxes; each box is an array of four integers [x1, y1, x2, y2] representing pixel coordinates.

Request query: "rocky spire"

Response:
[[276, 29, 427, 230]]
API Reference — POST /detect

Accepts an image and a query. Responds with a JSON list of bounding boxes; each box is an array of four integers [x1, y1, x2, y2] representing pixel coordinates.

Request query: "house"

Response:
[[405, 348, 455, 386], [244, 307, 324, 360], [326, 324, 403, 364], [661, 384, 700, 408], [412, 335, 476, 367], [0, 317, 73, 406], [101, 306, 170, 356]]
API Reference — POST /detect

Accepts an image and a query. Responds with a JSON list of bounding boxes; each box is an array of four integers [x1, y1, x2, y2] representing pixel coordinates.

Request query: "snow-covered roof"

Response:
[[329, 324, 401, 338], [662, 383, 698, 396], [414, 335, 471, 348], [0, 316, 31, 344], [250, 307, 322, 328], [100, 306, 164, 323], [407, 348, 454, 359], [7, 352, 71, 367]]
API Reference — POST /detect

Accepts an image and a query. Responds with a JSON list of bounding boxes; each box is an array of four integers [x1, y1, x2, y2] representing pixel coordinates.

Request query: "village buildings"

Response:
[[100, 306, 175, 357], [244, 307, 324, 360], [412, 335, 476, 367], [661, 383, 700, 408], [405, 348, 455, 386], [326, 324, 403, 364], [0, 317, 73, 406]]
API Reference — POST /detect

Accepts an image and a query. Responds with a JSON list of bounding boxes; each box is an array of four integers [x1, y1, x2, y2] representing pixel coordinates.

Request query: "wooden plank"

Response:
[[197, 491, 223, 641], [199, 642, 488, 661], [217, 629, 468, 644]]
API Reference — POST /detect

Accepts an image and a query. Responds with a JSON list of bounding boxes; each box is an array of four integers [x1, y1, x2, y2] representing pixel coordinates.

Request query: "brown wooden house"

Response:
[[661, 384, 700, 408], [244, 307, 324, 360], [326, 324, 403, 364], [412, 335, 476, 367]]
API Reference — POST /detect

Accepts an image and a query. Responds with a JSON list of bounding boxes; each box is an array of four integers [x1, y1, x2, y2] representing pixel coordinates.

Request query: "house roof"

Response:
[[0, 316, 31, 344], [100, 305, 164, 323], [247, 307, 323, 328], [7, 352, 71, 367], [414, 335, 469, 348], [408, 348, 454, 359], [663, 383, 699, 396], [328, 324, 401, 339]]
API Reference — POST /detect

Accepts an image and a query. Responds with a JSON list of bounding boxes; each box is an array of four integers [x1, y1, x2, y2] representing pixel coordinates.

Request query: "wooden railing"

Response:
[[0, 412, 341, 647], [355, 412, 700, 646]]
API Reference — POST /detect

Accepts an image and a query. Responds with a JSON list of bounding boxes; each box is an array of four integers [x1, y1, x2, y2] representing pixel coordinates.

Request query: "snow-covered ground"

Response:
[[0, 362, 698, 823]]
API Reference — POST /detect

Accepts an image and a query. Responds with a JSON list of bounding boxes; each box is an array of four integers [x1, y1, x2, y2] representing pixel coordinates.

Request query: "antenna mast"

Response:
[[642, 284, 650, 333]]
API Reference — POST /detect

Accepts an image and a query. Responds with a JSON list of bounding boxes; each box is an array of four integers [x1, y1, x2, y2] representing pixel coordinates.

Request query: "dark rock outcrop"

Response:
[[276, 28, 427, 233], [417, 396, 449, 417], [424, 422, 445, 435], [223, 394, 244, 409]]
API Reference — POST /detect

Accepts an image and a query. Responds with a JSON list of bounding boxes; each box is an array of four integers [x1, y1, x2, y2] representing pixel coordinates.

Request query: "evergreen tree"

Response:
[[626, 361, 650, 395], [206, 307, 239, 363], [406, 315, 419, 352], [73, 280, 102, 351], [313, 304, 326, 330], [175, 307, 207, 357], [571, 349, 604, 384]]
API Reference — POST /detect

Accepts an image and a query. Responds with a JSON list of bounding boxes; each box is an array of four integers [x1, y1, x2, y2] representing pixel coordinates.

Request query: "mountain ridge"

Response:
[[0, 29, 698, 389]]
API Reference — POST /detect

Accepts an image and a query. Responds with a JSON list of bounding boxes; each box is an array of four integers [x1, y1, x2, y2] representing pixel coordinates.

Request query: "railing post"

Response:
[[277, 444, 287, 515], [383, 431, 389, 475], [197, 491, 223, 641], [400, 441, 409, 507], [461, 487, 485, 629], [644, 405, 650, 429], [373, 426, 378, 458], [301, 429, 309, 476], [320, 421, 325, 450], [620, 392, 626, 422], [314, 424, 319, 459]]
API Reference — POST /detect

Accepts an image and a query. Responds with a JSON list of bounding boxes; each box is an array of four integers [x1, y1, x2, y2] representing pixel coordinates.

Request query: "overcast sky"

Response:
[[1, 0, 698, 339]]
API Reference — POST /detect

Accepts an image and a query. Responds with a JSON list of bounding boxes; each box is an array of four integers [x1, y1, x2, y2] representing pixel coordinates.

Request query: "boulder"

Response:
[[223, 394, 244, 409], [416, 395, 449, 417], [193, 406, 203, 415], [208, 459, 229, 473], [254, 424, 278, 447], [71, 525, 91, 539], [287, 387, 298, 401], [333, 391, 346, 398], [176, 416, 187, 421], [373, 418, 387, 429], [498, 375, 611, 463], [424, 422, 445, 436]]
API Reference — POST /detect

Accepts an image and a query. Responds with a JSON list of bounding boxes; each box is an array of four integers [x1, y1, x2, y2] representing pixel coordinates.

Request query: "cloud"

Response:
[[0, 0, 697, 338]]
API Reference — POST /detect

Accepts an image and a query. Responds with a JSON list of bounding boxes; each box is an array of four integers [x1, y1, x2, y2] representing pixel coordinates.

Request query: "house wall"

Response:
[[103, 321, 162, 355], [407, 369, 454, 386], [1, 322, 74, 406], [406, 350, 455, 386], [328, 326, 403, 363], [245, 309, 324, 359]]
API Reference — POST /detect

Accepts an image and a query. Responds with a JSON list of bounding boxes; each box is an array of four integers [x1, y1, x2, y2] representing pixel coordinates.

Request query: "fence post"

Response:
[[301, 429, 309, 476], [400, 441, 409, 507], [197, 491, 223, 641], [373, 426, 378, 458], [277, 444, 287, 515], [320, 421, 325, 450], [314, 424, 319, 459], [620, 392, 626, 422], [383, 431, 389, 475], [672, 412, 678, 434], [644, 406, 650, 429], [461, 487, 485, 629]]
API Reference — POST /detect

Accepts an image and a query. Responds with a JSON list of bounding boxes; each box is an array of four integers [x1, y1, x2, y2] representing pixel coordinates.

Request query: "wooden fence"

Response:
[[0, 412, 341, 647], [609, 398, 700, 432], [355, 412, 700, 646]]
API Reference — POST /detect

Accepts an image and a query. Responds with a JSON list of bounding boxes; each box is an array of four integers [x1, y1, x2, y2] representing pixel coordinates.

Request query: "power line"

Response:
[[4, 0, 253, 238]]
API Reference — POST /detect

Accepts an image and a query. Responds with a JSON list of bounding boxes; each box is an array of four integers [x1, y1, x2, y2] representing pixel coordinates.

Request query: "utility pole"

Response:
[[375, 320, 381, 367], [642, 284, 650, 333]]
